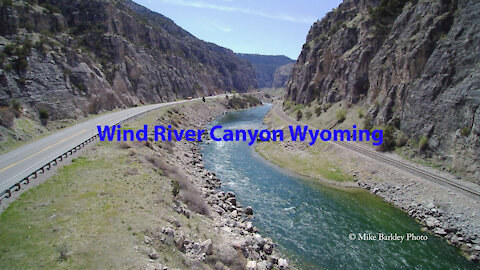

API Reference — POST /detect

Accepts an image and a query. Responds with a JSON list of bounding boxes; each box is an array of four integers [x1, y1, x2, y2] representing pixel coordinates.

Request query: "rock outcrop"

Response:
[[237, 53, 294, 88], [0, 0, 257, 120], [286, 0, 480, 181], [272, 63, 294, 88]]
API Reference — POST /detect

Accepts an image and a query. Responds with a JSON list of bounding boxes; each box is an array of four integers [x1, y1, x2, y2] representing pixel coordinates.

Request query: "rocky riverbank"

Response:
[[0, 96, 291, 270], [258, 106, 480, 263], [149, 96, 292, 269]]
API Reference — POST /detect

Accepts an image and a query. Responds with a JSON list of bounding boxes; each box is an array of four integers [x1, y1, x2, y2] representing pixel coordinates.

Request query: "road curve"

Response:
[[0, 96, 218, 199], [271, 102, 480, 199]]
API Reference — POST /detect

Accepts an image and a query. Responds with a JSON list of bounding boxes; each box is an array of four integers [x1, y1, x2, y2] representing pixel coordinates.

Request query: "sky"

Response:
[[133, 0, 343, 60]]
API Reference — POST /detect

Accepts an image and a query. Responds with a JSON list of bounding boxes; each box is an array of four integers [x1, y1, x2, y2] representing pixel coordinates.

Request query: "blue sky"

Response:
[[133, 0, 343, 60]]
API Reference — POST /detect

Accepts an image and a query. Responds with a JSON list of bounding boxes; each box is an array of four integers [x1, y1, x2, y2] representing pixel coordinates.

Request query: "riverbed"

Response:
[[200, 104, 477, 269]]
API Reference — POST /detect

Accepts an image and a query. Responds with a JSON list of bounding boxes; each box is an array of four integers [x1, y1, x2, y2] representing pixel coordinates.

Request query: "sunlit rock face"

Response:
[[287, 0, 480, 181], [0, 0, 257, 120]]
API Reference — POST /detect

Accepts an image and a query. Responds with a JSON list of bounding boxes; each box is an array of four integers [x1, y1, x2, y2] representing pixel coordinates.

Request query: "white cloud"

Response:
[[214, 24, 232, 32], [158, 0, 315, 24]]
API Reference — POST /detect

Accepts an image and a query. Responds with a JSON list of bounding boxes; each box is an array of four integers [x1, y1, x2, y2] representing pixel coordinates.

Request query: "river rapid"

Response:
[[200, 104, 477, 269]]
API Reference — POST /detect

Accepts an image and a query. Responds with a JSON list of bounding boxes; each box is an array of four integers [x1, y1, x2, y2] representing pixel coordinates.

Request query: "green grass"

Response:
[[0, 100, 223, 269], [256, 141, 353, 182]]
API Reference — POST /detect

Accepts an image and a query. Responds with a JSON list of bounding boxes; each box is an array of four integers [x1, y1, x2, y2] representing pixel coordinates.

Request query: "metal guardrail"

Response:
[[0, 134, 100, 204], [0, 100, 177, 205]]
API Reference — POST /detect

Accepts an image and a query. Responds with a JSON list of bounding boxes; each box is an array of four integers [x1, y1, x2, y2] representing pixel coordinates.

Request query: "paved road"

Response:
[[271, 102, 480, 198], [0, 96, 215, 195]]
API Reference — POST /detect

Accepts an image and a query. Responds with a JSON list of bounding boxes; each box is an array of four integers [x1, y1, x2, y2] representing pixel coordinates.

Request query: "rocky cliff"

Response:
[[0, 0, 257, 121], [237, 53, 294, 88], [272, 63, 294, 88], [287, 0, 480, 181]]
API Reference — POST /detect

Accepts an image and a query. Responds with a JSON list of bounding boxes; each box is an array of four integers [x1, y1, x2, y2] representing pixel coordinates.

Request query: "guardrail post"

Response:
[[0, 134, 104, 201]]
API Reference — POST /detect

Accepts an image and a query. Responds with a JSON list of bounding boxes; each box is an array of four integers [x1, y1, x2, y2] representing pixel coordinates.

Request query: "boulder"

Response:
[[433, 228, 447, 236], [246, 222, 254, 232], [246, 261, 257, 270], [257, 261, 268, 270], [263, 244, 273, 255], [162, 227, 175, 237], [144, 235, 152, 244], [425, 217, 440, 228], [278, 258, 289, 269], [230, 210, 238, 219], [148, 249, 159, 260], [201, 239, 213, 255]]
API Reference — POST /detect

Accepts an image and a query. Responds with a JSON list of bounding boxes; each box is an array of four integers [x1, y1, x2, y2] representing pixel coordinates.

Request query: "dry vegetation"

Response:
[[0, 100, 225, 269]]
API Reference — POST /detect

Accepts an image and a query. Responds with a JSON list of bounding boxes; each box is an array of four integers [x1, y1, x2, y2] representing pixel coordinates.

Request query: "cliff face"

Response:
[[0, 0, 257, 120], [236, 53, 294, 88], [272, 63, 294, 88], [287, 0, 480, 181]]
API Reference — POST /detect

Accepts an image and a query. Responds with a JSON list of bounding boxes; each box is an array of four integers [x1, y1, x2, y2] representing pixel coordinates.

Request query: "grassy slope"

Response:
[[286, 100, 454, 173], [0, 101, 219, 269], [256, 141, 353, 182], [255, 103, 356, 184]]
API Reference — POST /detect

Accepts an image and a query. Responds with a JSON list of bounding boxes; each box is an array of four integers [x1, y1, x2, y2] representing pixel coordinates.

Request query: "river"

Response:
[[200, 104, 477, 269]]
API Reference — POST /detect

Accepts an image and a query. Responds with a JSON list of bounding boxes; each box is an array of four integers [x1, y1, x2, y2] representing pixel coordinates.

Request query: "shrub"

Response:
[[296, 110, 303, 121], [170, 168, 210, 216], [357, 109, 365, 119], [39, 109, 49, 119], [369, 0, 410, 36], [323, 102, 332, 112], [118, 141, 132, 149], [305, 111, 312, 119], [227, 95, 261, 109], [392, 117, 401, 129], [4, 43, 16, 56], [12, 39, 33, 72], [0, 107, 15, 128], [13, 58, 29, 72], [0, 0, 13, 7], [0, 51, 6, 62], [10, 99, 21, 114], [144, 153, 172, 174], [4, 63, 13, 72], [395, 133, 408, 147], [182, 189, 210, 216], [171, 179, 180, 197], [460, 126, 470, 137], [336, 108, 347, 123], [315, 106, 322, 116], [35, 36, 48, 54], [55, 242, 70, 262], [41, 2, 61, 14], [378, 125, 396, 152], [39, 109, 49, 125], [363, 116, 373, 131], [418, 135, 429, 151]]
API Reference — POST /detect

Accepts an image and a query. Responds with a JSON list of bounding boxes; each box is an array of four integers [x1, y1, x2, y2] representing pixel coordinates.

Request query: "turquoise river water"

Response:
[[200, 104, 478, 269]]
